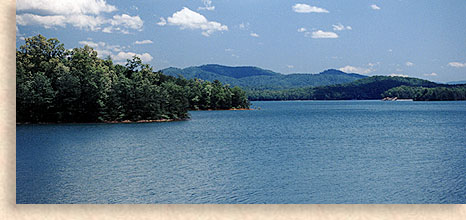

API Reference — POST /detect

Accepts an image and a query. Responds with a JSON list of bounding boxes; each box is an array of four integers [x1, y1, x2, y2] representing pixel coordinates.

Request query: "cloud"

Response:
[[16, 0, 116, 15], [424, 72, 438, 76], [332, 23, 352, 31], [113, 51, 153, 63], [238, 22, 250, 30], [79, 40, 104, 48], [297, 27, 307, 32], [448, 62, 466, 68], [250, 32, 259, 38], [134, 40, 153, 45], [405, 61, 414, 67], [99, 14, 143, 33], [78, 40, 152, 63], [79, 40, 120, 58], [287, 65, 294, 69], [157, 17, 167, 26], [339, 65, 372, 74], [389, 73, 409, 77], [110, 14, 143, 30], [198, 0, 215, 11], [17, 14, 67, 28], [371, 4, 381, 10], [159, 7, 228, 36], [16, 0, 143, 34], [292, 4, 329, 13], [308, 30, 338, 39], [79, 40, 122, 52]]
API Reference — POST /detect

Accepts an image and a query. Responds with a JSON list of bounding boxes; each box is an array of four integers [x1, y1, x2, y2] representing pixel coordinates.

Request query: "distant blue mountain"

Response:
[[197, 64, 279, 78], [162, 64, 367, 90], [446, 80, 466, 85]]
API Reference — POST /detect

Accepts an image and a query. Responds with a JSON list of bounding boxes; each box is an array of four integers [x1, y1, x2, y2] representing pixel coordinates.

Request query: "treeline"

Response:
[[17, 35, 250, 123], [247, 76, 466, 101], [383, 85, 466, 101]]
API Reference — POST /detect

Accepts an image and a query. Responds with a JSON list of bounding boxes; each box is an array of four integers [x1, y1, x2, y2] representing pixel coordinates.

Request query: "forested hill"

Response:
[[16, 35, 250, 123], [248, 76, 466, 101], [162, 65, 367, 90]]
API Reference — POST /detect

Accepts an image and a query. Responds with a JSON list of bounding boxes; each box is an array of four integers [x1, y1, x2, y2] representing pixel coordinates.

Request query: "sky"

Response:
[[16, 0, 466, 82]]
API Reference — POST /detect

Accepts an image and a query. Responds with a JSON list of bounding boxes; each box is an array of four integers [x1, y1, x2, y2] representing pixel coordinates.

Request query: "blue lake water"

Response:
[[16, 101, 466, 203]]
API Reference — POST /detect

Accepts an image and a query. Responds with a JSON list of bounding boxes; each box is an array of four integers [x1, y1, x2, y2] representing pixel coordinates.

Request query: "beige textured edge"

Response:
[[2, 1, 465, 219]]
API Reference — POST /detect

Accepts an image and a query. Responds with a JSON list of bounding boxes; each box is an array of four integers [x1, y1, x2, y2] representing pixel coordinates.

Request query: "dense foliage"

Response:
[[17, 35, 250, 123], [163, 65, 367, 90], [383, 85, 466, 101], [248, 76, 466, 101]]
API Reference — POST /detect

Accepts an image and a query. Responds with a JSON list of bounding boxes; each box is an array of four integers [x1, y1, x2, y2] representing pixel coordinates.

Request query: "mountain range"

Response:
[[447, 80, 466, 85], [162, 64, 367, 90], [161, 64, 466, 101]]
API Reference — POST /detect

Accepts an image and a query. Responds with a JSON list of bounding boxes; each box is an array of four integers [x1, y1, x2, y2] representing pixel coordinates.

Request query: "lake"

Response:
[[16, 101, 466, 203]]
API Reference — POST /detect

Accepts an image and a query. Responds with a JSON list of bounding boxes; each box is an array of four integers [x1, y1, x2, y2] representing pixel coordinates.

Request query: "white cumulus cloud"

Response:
[[198, 0, 215, 11], [16, 0, 116, 15], [110, 14, 143, 30], [297, 27, 307, 32], [339, 65, 372, 74], [159, 7, 228, 36], [292, 4, 329, 13], [238, 22, 250, 30], [371, 4, 381, 10], [250, 32, 259, 38], [424, 72, 438, 76], [78, 40, 105, 49], [405, 62, 414, 67], [448, 62, 466, 68], [78, 40, 152, 63], [16, 0, 143, 33], [113, 51, 153, 63], [157, 17, 167, 26], [134, 40, 153, 45], [79, 40, 121, 58], [389, 73, 409, 77], [332, 23, 352, 31], [309, 30, 338, 39]]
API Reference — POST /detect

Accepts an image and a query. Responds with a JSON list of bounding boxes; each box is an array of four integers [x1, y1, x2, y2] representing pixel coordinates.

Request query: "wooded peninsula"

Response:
[[16, 35, 250, 123]]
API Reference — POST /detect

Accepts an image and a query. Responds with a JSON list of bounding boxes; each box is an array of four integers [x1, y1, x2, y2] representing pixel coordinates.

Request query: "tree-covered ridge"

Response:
[[162, 66, 367, 90], [383, 85, 466, 101], [248, 76, 466, 101], [16, 35, 250, 123]]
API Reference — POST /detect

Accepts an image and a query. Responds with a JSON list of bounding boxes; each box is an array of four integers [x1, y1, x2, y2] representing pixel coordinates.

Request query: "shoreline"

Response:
[[190, 108, 254, 111], [104, 118, 187, 124], [16, 108, 254, 125], [16, 118, 189, 125]]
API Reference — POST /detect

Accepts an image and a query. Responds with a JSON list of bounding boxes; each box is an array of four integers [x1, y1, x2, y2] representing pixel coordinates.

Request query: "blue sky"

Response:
[[16, 0, 466, 82]]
